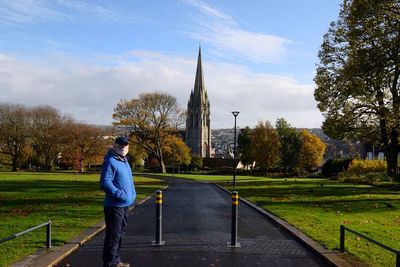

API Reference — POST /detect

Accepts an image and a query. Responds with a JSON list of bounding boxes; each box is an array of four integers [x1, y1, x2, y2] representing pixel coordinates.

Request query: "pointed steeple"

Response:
[[193, 46, 205, 97], [186, 46, 211, 158]]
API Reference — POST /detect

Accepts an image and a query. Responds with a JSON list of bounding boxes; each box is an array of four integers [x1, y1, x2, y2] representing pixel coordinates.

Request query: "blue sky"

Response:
[[0, 0, 342, 128]]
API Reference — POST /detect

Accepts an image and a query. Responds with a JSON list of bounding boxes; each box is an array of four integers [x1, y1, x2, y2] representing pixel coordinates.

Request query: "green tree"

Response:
[[237, 126, 253, 169], [314, 0, 400, 178], [275, 118, 301, 173], [298, 130, 326, 173], [251, 121, 280, 175], [190, 156, 203, 170], [112, 92, 185, 173]]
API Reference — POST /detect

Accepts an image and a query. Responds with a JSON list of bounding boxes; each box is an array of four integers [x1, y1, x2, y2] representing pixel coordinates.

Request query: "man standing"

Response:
[[100, 136, 136, 267]]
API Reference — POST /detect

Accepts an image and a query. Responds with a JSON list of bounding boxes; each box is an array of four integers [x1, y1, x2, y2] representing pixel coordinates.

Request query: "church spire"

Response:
[[194, 46, 205, 96], [186, 46, 211, 158]]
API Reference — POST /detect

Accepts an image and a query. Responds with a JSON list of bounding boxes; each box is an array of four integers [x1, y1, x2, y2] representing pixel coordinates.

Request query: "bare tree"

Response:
[[60, 121, 108, 171], [0, 103, 31, 171], [113, 92, 185, 173], [30, 105, 66, 170]]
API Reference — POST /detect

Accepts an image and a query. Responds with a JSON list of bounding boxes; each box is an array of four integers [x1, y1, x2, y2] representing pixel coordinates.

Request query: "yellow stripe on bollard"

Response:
[[230, 191, 240, 247], [156, 191, 163, 204], [154, 190, 165, 246], [232, 192, 239, 205]]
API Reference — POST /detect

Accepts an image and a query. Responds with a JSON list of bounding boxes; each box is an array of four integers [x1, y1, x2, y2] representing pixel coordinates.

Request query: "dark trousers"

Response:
[[103, 206, 129, 267]]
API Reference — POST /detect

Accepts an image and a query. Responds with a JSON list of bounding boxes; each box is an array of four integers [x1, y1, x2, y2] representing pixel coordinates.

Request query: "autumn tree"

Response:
[[61, 122, 107, 171], [297, 130, 326, 173], [237, 127, 254, 170], [0, 104, 31, 171], [314, 0, 400, 178], [251, 121, 280, 175], [275, 118, 301, 173], [113, 92, 185, 173], [126, 142, 148, 170], [162, 135, 191, 167], [30, 105, 66, 170]]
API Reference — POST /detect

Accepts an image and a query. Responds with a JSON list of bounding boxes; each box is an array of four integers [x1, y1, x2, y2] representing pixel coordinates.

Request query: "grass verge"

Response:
[[0, 172, 165, 267], [167, 173, 400, 267]]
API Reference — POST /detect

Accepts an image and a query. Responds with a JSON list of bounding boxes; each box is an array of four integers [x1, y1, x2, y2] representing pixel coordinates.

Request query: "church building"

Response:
[[185, 47, 211, 158]]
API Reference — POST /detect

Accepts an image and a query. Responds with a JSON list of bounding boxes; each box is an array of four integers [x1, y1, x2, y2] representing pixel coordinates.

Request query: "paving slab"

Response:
[[56, 178, 334, 267]]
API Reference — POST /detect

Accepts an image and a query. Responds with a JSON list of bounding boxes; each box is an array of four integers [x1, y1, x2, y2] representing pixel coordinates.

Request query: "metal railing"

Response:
[[0, 221, 51, 248], [340, 225, 399, 266]]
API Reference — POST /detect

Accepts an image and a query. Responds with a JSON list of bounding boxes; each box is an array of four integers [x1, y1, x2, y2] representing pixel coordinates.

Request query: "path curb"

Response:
[[13, 187, 167, 267], [213, 183, 353, 267]]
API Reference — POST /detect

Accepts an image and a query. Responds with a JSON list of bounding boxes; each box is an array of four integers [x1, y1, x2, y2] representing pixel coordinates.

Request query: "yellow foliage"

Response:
[[251, 121, 280, 171], [298, 129, 326, 172], [346, 159, 387, 175], [162, 135, 191, 166]]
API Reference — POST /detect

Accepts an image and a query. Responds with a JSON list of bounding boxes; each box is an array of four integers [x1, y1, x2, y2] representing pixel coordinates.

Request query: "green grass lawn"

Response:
[[0, 172, 165, 267], [168, 173, 400, 267]]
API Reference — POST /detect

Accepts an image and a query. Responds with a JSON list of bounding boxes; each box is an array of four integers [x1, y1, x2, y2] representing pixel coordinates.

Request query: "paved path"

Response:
[[58, 178, 328, 267]]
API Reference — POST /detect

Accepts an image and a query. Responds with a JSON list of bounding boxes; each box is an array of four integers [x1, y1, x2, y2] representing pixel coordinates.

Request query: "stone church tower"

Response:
[[186, 47, 211, 157]]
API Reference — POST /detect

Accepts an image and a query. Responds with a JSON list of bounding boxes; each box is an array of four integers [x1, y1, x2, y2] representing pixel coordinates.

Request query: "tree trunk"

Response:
[[376, 89, 396, 178], [387, 129, 399, 179], [11, 155, 18, 172], [160, 160, 166, 174], [155, 143, 166, 173], [12, 161, 18, 172], [44, 156, 53, 170]]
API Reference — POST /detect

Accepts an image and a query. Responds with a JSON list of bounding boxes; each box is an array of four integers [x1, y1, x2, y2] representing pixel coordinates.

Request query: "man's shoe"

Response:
[[116, 262, 130, 267]]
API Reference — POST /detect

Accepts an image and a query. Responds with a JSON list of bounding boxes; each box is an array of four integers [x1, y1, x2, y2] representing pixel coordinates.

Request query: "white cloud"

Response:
[[0, 51, 322, 128], [0, 0, 67, 25], [0, 0, 121, 25], [183, 0, 232, 21], [184, 0, 292, 63], [55, 0, 120, 22]]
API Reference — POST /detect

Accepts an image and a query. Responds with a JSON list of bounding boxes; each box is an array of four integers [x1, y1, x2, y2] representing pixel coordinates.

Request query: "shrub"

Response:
[[321, 158, 352, 177], [337, 159, 390, 185], [346, 159, 387, 175]]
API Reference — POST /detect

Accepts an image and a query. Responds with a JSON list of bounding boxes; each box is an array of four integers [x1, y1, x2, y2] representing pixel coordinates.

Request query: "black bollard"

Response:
[[230, 191, 240, 247], [153, 190, 165, 246], [46, 221, 51, 248]]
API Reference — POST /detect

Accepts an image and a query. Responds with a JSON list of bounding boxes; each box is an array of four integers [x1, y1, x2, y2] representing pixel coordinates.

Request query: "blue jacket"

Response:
[[100, 149, 136, 207]]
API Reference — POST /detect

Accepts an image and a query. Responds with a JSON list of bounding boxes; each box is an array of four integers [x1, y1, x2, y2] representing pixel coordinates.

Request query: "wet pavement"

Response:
[[57, 178, 328, 267]]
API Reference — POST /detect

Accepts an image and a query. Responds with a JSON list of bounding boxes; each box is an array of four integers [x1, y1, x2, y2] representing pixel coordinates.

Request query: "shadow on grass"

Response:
[[231, 180, 400, 198], [0, 179, 163, 217], [219, 179, 400, 214], [0, 179, 100, 193], [253, 198, 400, 213]]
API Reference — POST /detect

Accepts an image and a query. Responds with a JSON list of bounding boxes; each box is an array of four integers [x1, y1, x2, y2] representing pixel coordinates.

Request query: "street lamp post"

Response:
[[172, 145, 175, 177], [232, 111, 240, 189]]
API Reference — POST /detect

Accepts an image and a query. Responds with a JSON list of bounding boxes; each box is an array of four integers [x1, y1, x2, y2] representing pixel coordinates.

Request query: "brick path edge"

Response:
[[213, 183, 354, 267], [12, 186, 168, 267]]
